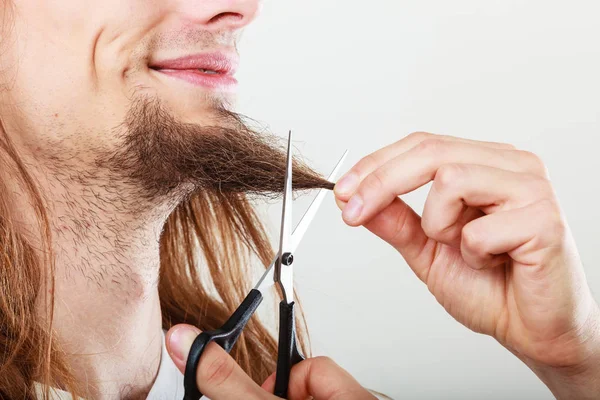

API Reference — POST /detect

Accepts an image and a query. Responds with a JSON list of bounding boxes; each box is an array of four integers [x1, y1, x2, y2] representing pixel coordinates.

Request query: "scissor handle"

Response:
[[183, 289, 264, 400], [274, 300, 305, 398]]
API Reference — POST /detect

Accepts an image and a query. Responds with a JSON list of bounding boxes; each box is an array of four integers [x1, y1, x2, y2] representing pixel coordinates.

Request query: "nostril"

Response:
[[208, 12, 244, 25]]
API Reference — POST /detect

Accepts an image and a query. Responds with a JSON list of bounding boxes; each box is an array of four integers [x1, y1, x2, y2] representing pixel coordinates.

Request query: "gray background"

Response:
[[235, 0, 600, 398]]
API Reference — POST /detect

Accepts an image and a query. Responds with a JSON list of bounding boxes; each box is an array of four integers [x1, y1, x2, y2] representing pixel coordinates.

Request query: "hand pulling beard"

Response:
[[102, 96, 335, 201]]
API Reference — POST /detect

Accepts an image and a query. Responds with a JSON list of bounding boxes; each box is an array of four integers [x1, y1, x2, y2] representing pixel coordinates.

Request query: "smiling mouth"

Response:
[[150, 52, 239, 90], [197, 68, 220, 75]]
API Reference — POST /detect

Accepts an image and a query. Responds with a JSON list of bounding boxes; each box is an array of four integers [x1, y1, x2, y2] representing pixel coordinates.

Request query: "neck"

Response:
[[12, 151, 178, 399]]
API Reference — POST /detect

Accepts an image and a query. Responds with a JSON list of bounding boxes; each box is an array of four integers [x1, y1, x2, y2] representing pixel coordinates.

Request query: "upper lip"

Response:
[[150, 51, 239, 75]]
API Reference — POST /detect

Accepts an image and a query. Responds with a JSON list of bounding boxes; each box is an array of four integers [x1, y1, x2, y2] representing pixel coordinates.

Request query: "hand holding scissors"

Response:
[[179, 131, 348, 399], [167, 330, 376, 400]]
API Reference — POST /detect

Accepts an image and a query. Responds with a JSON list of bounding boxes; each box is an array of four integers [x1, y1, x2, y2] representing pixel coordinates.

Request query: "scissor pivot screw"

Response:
[[282, 252, 294, 266]]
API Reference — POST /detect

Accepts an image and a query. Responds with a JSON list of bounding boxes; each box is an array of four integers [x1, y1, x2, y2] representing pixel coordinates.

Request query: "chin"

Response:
[[140, 70, 237, 119], [174, 95, 235, 124], [134, 93, 235, 129]]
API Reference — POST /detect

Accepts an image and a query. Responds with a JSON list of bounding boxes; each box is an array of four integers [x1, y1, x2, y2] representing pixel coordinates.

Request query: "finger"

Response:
[[166, 324, 201, 372], [286, 357, 376, 400], [357, 196, 435, 283], [342, 139, 548, 227], [166, 324, 268, 400], [334, 132, 517, 201], [261, 372, 276, 393], [421, 164, 552, 247], [460, 199, 565, 270]]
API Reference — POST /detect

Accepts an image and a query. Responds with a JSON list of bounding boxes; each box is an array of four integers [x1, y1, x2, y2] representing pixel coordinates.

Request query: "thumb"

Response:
[[166, 324, 269, 400], [335, 195, 434, 283]]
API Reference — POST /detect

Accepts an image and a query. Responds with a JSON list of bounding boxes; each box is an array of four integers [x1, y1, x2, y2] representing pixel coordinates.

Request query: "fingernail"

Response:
[[169, 326, 199, 363], [335, 173, 359, 196], [343, 195, 363, 222]]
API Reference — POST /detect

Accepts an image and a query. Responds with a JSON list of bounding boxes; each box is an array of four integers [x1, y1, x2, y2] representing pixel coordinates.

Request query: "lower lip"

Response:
[[154, 69, 238, 91]]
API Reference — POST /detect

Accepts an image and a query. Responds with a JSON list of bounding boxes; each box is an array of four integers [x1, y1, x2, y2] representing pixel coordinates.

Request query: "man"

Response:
[[0, 1, 598, 400], [0, 0, 361, 398]]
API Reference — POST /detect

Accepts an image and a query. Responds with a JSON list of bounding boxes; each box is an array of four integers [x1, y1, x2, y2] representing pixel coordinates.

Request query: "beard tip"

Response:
[[118, 96, 332, 201]]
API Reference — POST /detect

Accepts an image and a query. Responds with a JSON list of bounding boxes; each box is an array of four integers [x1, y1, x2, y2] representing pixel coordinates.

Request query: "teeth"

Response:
[[199, 68, 219, 75]]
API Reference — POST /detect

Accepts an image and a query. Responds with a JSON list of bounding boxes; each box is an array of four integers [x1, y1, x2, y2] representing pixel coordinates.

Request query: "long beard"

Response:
[[103, 96, 333, 201]]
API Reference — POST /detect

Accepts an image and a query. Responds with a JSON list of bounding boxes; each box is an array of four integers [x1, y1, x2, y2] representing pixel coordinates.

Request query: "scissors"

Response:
[[183, 130, 348, 400]]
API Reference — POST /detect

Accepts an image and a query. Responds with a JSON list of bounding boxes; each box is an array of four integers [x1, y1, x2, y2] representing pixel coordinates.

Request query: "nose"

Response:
[[176, 0, 261, 31]]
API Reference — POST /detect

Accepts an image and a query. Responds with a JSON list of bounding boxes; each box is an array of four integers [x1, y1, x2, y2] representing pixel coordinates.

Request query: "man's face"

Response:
[[0, 0, 259, 161]]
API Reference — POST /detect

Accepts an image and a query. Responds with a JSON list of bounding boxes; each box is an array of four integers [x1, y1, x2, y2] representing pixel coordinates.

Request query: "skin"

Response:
[[333, 132, 600, 399], [1, 0, 261, 398], [166, 324, 376, 400], [0, 0, 596, 398], [0, 0, 369, 398], [165, 133, 600, 399]]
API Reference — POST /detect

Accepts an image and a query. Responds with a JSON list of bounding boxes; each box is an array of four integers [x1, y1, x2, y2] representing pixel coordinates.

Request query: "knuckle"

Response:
[[537, 199, 567, 242], [526, 175, 554, 199], [362, 168, 387, 194], [312, 356, 336, 369], [517, 150, 549, 177], [434, 164, 464, 193], [416, 138, 445, 156], [498, 142, 517, 150], [199, 351, 236, 388], [354, 153, 380, 176], [307, 356, 338, 378], [406, 131, 432, 142], [461, 224, 486, 254]]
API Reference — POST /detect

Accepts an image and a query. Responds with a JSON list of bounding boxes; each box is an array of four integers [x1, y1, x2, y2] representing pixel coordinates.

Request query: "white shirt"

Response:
[[35, 331, 185, 400]]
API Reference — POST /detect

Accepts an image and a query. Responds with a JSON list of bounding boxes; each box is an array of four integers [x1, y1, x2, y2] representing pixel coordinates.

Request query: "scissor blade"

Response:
[[273, 130, 295, 301], [255, 150, 348, 293], [291, 149, 348, 253]]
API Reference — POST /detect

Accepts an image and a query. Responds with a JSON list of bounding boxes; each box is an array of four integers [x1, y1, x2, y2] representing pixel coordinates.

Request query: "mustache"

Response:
[[103, 97, 334, 201], [146, 28, 238, 55]]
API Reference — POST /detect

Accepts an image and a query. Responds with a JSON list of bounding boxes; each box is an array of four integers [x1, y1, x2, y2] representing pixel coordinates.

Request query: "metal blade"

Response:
[[255, 149, 349, 293], [274, 130, 295, 303], [291, 149, 348, 253]]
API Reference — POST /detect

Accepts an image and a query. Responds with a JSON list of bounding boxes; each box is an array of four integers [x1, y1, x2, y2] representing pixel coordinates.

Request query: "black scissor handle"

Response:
[[274, 301, 305, 398], [183, 289, 263, 400]]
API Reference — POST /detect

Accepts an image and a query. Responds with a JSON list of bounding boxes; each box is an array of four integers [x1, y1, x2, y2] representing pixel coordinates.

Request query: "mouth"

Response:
[[149, 52, 239, 91]]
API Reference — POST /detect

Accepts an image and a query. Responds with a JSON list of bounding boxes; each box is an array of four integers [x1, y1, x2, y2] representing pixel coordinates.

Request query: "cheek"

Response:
[[0, 0, 139, 149], [1, 3, 98, 125]]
